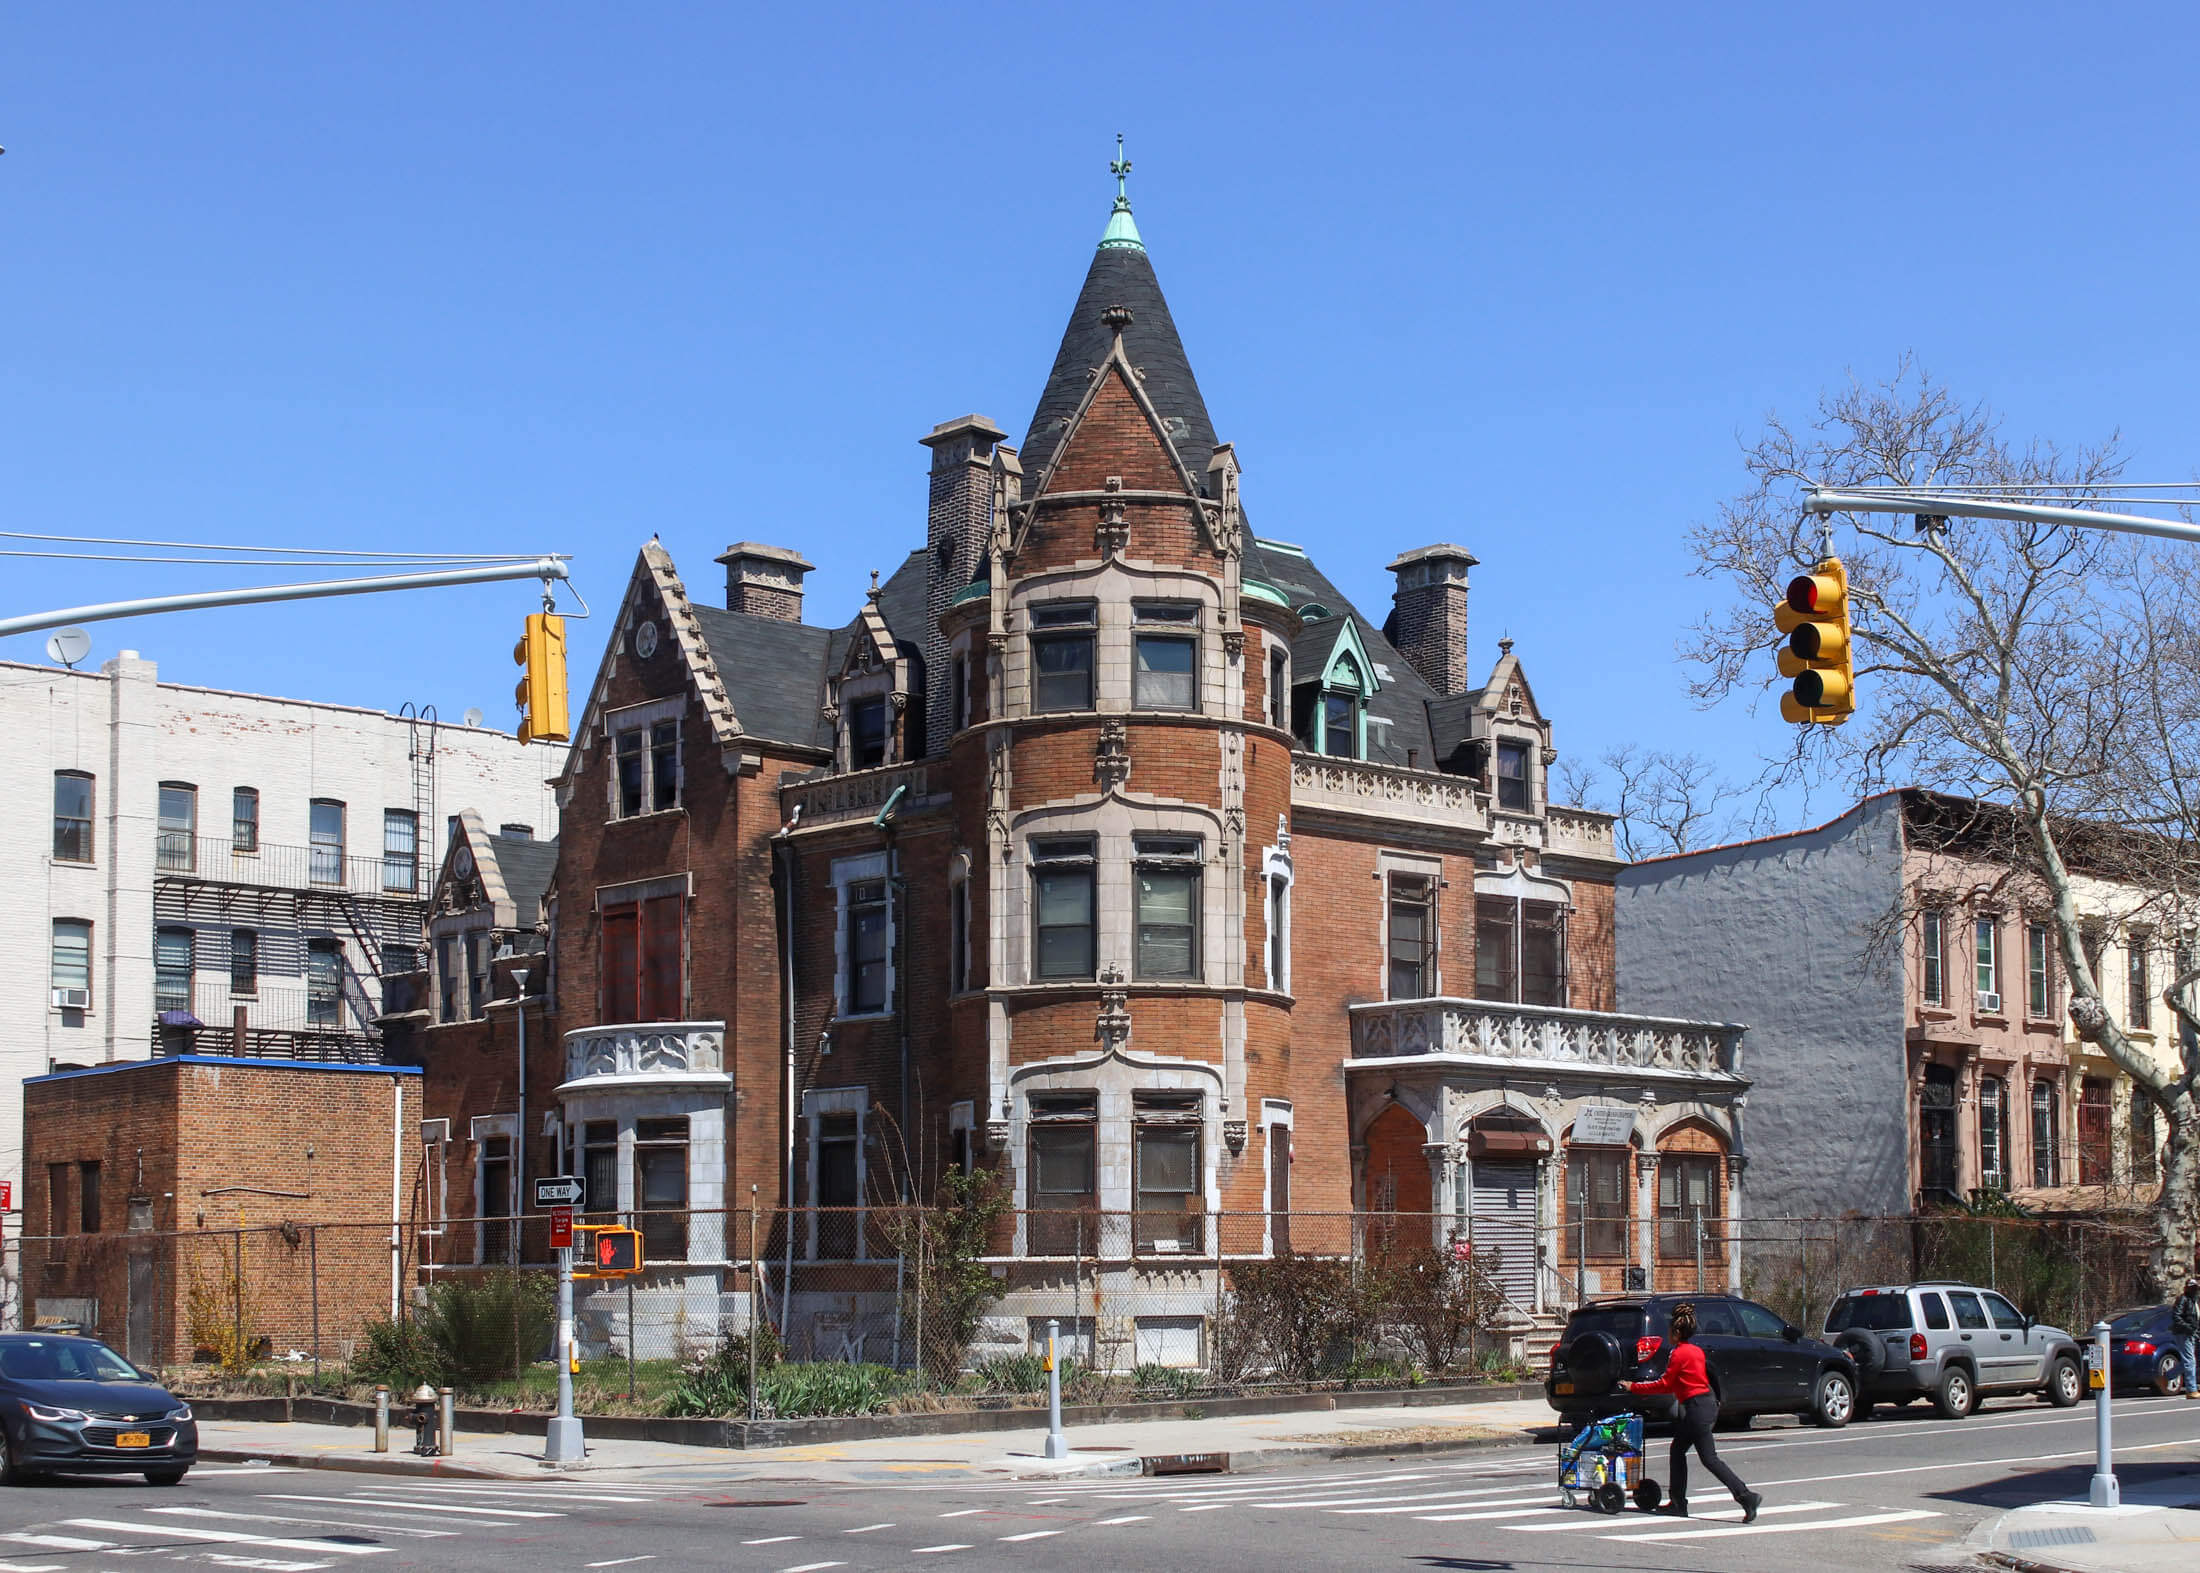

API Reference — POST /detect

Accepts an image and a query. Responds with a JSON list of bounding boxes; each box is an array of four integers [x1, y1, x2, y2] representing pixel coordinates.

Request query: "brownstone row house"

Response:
[[422, 168, 1748, 1362]]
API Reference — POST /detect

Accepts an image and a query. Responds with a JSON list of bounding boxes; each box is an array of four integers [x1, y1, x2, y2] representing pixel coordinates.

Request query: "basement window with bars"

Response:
[[1027, 1092, 1097, 1256]]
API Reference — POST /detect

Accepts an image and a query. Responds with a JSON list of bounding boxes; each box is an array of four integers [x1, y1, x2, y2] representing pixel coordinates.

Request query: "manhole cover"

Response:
[[708, 1499, 807, 1508]]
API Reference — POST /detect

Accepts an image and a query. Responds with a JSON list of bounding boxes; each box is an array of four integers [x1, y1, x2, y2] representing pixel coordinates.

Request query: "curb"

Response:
[[198, 1447, 534, 1481]]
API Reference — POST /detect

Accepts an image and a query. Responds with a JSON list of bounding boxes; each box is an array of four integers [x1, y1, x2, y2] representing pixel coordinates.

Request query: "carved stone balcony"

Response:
[[1290, 755, 1488, 833], [1349, 997, 1745, 1081], [1546, 805, 1620, 864], [561, 1021, 730, 1091]]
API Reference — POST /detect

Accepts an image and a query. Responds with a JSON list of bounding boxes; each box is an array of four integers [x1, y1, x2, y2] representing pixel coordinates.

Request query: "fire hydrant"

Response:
[[409, 1384, 441, 1456]]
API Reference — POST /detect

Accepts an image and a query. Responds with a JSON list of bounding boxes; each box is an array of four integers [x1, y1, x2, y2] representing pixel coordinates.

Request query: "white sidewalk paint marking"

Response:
[[151, 1508, 459, 1539], [261, 1494, 549, 1519], [1618, 1507, 1941, 1543], [910, 1544, 972, 1554], [63, 1519, 393, 1557], [998, 1531, 1061, 1542], [741, 1536, 801, 1545], [1503, 1501, 1840, 1533], [1091, 1516, 1149, 1525], [1416, 1506, 1567, 1524], [843, 1524, 893, 1534]]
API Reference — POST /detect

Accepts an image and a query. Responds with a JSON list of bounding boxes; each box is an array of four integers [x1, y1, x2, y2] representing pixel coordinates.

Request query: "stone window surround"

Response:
[[1260, 1098, 1294, 1257], [1379, 849, 1446, 998], [802, 1085, 870, 1260], [1483, 723, 1544, 815], [1007, 1058, 1222, 1258], [468, 1112, 517, 1266], [947, 851, 973, 996], [1008, 802, 1227, 990], [428, 910, 493, 1025], [1262, 840, 1292, 996], [1472, 861, 1575, 1006], [830, 853, 894, 1021], [835, 668, 899, 772], [603, 696, 685, 820], [1006, 568, 1233, 723], [552, 1097, 729, 1266]]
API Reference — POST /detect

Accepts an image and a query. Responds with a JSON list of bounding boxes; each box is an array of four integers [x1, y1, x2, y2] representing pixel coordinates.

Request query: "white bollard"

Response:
[[1043, 1319, 1069, 1461], [2089, 1320, 2119, 1508]]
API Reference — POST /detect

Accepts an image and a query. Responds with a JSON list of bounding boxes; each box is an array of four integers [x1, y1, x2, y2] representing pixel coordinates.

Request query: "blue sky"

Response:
[[7, 4, 2197, 828]]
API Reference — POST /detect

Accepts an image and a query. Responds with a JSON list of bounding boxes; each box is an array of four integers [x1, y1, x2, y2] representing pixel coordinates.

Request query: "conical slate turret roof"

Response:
[[1019, 150, 1219, 492]]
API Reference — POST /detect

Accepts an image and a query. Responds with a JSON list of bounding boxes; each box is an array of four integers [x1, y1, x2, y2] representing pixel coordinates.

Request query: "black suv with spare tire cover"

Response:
[[1545, 1293, 1860, 1432]]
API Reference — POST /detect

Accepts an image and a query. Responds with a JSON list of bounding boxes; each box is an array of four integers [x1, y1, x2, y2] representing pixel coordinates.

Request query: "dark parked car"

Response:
[[2106, 1305, 2189, 1395], [0, 1333, 196, 1485], [1545, 1293, 1859, 1431]]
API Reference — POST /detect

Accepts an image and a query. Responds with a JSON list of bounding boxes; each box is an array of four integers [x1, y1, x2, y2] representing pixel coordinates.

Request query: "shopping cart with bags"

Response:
[[1557, 1409, 1663, 1515]]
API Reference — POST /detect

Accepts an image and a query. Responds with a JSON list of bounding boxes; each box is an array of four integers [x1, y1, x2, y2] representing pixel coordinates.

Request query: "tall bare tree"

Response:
[[1686, 357, 2199, 1284], [1558, 745, 1748, 861]]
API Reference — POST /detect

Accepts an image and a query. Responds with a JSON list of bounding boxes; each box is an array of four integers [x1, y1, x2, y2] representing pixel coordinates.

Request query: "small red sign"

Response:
[[0, 1180, 13, 1211], [548, 1206, 574, 1250]]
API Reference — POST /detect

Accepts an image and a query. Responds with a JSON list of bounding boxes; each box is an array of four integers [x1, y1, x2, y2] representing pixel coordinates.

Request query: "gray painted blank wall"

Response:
[[1615, 793, 1911, 1225]]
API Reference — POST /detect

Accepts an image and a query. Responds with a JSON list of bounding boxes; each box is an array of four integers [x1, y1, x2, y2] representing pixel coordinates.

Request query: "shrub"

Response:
[[349, 1314, 442, 1393], [880, 1168, 1013, 1382], [1224, 1253, 1360, 1380], [350, 1272, 556, 1394], [1133, 1362, 1200, 1400], [664, 1323, 783, 1418], [973, 1352, 1048, 1394], [1361, 1238, 1505, 1375], [758, 1361, 910, 1417]]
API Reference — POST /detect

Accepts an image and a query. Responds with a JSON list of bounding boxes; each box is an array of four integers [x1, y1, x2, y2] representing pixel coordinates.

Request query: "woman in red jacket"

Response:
[[1629, 1302, 1761, 1521]]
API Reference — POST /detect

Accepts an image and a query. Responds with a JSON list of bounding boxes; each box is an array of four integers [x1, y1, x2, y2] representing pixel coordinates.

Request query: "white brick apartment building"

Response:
[[2, 651, 561, 1204]]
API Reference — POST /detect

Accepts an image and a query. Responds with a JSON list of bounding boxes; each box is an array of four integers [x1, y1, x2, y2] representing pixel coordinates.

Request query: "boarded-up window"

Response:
[[602, 895, 684, 1023]]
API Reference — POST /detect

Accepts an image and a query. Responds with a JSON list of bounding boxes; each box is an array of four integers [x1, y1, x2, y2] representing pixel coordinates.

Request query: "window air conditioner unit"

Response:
[[419, 1118, 452, 1146], [51, 988, 90, 1010], [1976, 991, 2003, 1014]]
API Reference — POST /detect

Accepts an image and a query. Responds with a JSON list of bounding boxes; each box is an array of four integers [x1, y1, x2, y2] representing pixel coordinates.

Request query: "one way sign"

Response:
[[533, 1176, 585, 1208]]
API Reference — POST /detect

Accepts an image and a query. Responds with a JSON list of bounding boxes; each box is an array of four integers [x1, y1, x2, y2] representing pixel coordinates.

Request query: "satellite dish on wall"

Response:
[[462, 707, 485, 729], [46, 628, 91, 669]]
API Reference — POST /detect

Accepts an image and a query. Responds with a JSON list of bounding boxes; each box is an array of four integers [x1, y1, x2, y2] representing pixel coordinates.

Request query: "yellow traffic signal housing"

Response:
[[512, 612, 570, 745], [1774, 558, 1854, 725], [572, 1224, 642, 1278]]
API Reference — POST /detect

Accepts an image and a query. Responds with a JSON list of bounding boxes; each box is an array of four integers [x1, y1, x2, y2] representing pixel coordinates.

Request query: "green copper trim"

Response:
[[1099, 133, 1145, 252], [1242, 579, 1291, 607], [948, 581, 989, 607]]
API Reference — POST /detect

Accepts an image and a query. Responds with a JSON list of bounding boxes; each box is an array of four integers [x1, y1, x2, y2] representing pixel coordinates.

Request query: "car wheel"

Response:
[[2157, 1354, 2187, 1396], [1811, 1369, 1856, 1428], [2045, 1356, 2083, 1408], [144, 1469, 188, 1487], [0, 1428, 34, 1488], [1934, 1366, 1976, 1419]]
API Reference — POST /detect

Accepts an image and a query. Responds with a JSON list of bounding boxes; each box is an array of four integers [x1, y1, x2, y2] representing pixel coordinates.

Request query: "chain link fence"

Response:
[[0, 1204, 2165, 1416]]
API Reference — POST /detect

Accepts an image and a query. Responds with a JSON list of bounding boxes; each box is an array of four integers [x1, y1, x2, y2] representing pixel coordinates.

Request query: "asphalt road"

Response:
[[0, 1392, 2192, 1571]]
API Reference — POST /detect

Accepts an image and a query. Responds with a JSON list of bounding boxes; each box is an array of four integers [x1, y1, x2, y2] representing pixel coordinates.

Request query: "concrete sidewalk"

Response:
[[197, 1396, 1553, 1485], [1981, 1498, 2200, 1573]]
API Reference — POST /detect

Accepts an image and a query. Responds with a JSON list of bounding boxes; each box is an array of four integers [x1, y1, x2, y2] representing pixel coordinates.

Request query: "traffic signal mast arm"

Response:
[[0, 556, 571, 640], [1802, 487, 2200, 547]]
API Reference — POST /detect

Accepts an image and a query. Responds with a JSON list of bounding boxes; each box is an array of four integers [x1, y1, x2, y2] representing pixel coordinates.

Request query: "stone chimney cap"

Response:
[[715, 542, 815, 571], [920, 414, 1009, 449], [1386, 544, 1479, 572]]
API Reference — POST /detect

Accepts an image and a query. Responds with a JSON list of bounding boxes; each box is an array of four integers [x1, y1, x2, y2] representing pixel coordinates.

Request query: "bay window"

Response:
[[1031, 602, 1096, 712], [1132, 602, 1198, 711]]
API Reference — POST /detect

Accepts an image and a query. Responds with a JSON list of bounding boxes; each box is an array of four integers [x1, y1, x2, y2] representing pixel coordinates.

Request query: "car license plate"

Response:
[[115, 1432, 151, 1448], [1553, 1381, 1574, 1395]]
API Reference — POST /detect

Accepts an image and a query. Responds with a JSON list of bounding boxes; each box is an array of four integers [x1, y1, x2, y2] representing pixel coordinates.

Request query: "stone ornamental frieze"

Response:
[[1349, 999, 1744, 1078], [563, 1022, 728, 1083]]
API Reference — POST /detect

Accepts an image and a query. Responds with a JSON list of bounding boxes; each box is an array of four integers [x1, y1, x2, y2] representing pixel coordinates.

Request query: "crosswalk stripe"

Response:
[[1092, 1516, 1148, 1525], [2, 1536, 111, 1551], [1095, 1471, 1440, 1501], [261, 1494, 551, 1519], [198, 1556, 337, 1571], [1416, 1506, 1567, 1524], [390, 1484, 663, 1502], [910, 1545, 972, 1554], [844, 1524, 893, 1534], [1615, 1508, 1941, 1543], [1503, 1500, 1840, 1533], [1330, 1493, 1552, 1517], [781, 1563, 844, 1572], [0, 1560, 64, 1573], [152, 1507, 461, 1538], [998, 1531, 1061, 1542], [63, 1519, 392, 1557], [742, 1536, 801, 1545]]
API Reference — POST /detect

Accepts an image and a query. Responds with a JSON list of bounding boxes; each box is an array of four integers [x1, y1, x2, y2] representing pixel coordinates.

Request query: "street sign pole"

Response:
[[2088, 1321, 2119, 1508], [536, 1177, 586, 1464]]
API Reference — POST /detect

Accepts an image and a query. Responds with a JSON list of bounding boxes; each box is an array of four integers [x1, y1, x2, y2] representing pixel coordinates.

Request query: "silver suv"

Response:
[[1823, 1282, 2085, 1419]]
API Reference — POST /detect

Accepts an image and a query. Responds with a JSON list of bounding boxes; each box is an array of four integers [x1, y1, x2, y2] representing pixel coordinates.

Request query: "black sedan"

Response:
[[0, 1333, 197, 1485], [2106, 1305, 2189, 1395]]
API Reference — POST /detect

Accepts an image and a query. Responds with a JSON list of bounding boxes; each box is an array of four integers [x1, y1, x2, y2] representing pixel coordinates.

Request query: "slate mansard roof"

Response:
[[483, 832, 557, 930]]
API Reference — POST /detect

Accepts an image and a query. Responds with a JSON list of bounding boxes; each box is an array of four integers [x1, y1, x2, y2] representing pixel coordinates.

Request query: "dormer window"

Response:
[[609, 701, 683, 818], [1496, 740, 1532, 811], [1031, 602, 1096, 713], [1323, 686, 1360, 758], [849, 697, 889, 769], [1293, 621, 1379, 760]]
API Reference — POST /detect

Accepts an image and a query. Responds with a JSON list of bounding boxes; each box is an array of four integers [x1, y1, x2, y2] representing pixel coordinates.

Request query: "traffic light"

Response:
[[513, 612, 570, 744], [572, 1224, 642, 1278], [1775, 557, 1855, 725]]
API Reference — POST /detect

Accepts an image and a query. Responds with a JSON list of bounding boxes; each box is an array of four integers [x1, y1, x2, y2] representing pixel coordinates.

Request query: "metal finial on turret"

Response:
[[1099, 134, 1145, 252]]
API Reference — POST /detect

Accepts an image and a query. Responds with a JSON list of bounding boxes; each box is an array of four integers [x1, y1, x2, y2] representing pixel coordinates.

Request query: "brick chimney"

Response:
[[920, 414, 1011, 755], [715, 542, 814, 622], [1385, 545, 1477, 696]]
